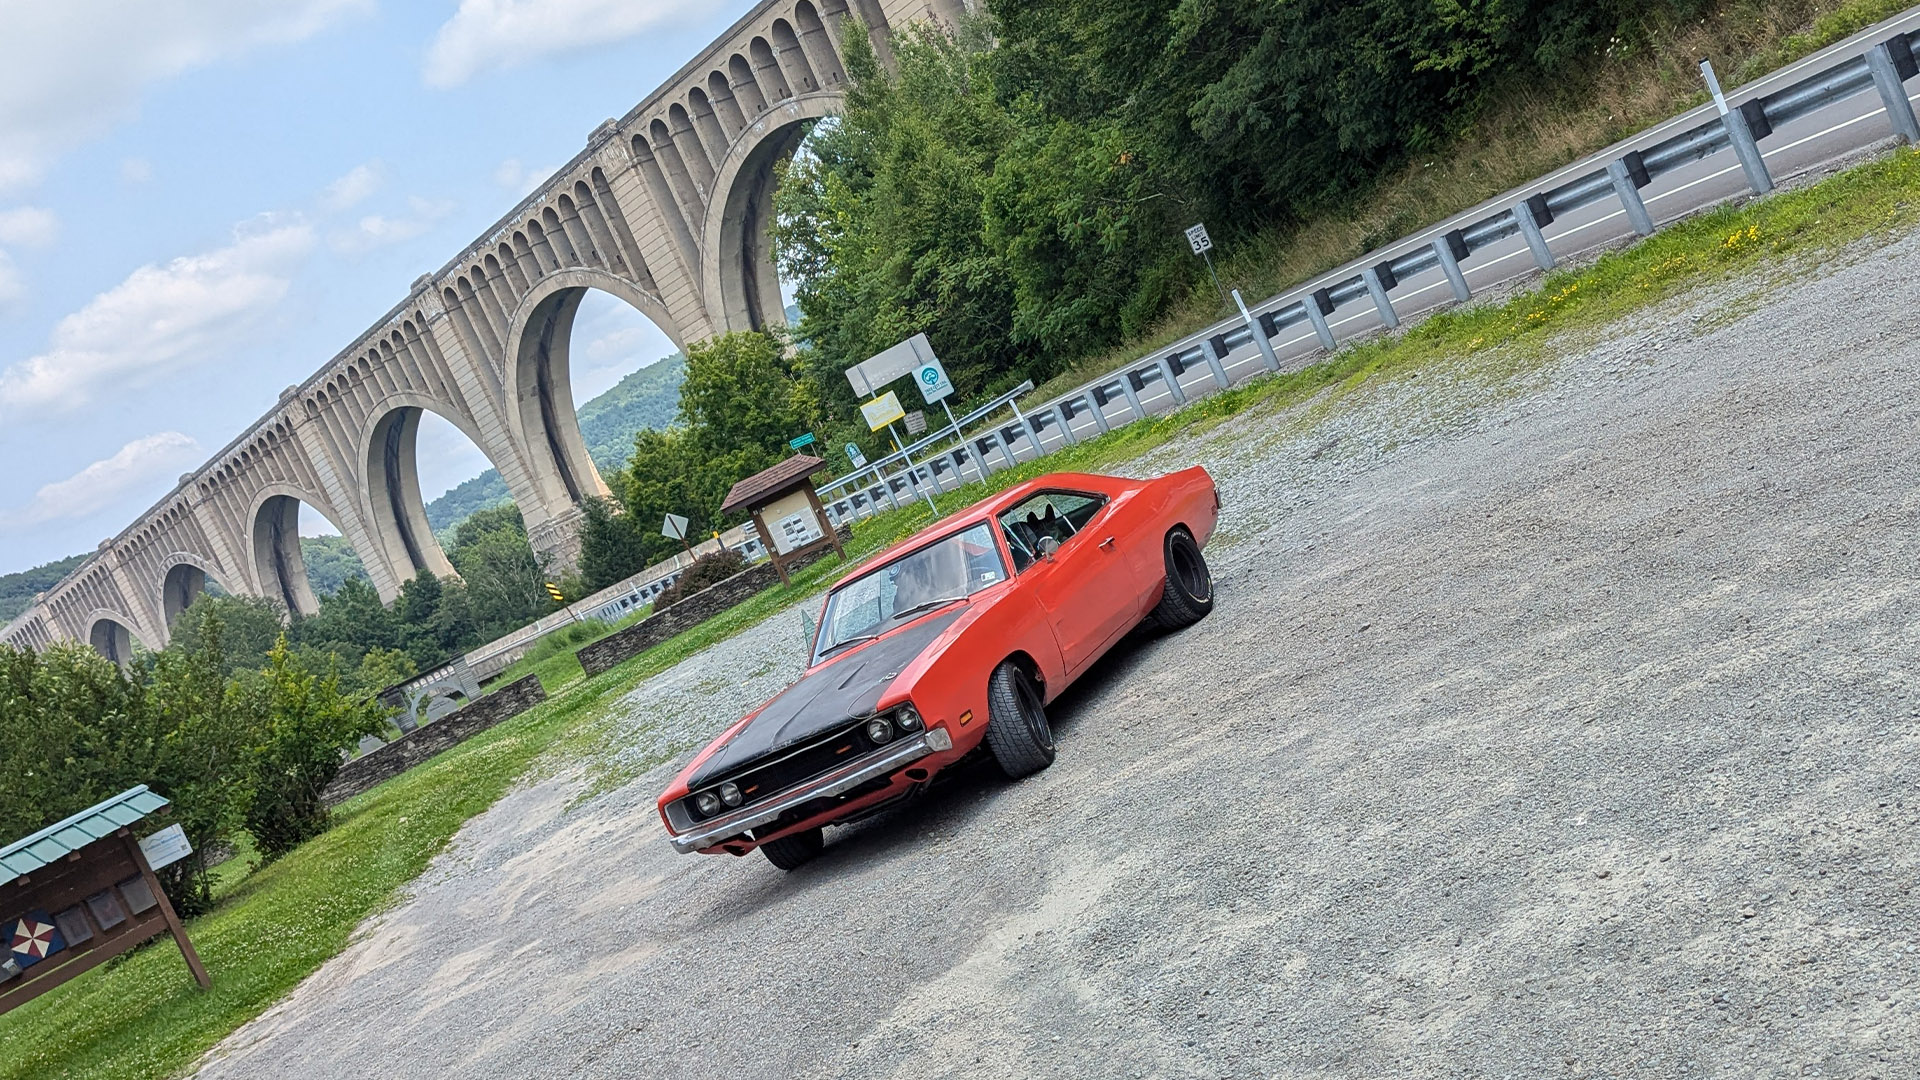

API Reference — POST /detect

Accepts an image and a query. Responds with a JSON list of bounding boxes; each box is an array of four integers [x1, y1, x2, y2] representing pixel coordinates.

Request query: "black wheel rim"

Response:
[[1170, 538, 1210, 601], [1017, 674, 1053, 751]]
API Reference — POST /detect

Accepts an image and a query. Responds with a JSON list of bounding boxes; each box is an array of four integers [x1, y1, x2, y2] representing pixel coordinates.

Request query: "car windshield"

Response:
[[813, 522, 1006, 663]]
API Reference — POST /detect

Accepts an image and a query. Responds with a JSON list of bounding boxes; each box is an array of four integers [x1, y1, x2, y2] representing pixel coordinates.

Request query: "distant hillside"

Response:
[[0, 553, 88, 623], [302, 535, 370, 596], [423, 353, 686, 536]]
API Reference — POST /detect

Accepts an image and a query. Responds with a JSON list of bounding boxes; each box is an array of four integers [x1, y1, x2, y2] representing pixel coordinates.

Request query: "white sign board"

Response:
[[845, 442, 867, 469], [139, 824, 192, 871], [860, 391, 906, 431], [914, 356, 954, 404], [903, 410, 927, 435], [1186, 223, 1213, 255], [661, 513, 690, 540], [847, 333, 938, 397]]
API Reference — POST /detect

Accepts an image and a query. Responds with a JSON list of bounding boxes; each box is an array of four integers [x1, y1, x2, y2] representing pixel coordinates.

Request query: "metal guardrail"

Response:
[[816, 15, 1920, 528]]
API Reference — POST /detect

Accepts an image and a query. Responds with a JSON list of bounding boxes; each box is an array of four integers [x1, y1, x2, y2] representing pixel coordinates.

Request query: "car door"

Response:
[[998, 491, 1136, 677]]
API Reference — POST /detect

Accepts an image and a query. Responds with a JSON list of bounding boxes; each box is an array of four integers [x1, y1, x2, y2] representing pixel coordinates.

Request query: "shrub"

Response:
[[237, 638, 389, 861], [651, 549, 747, 610]]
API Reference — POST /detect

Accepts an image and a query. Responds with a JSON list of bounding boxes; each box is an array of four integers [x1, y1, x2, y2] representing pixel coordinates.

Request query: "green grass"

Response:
[[5, 144, 1919, 1080]]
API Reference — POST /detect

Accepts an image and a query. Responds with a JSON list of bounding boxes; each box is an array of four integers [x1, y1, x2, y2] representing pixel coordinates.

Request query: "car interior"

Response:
[[998, 492, 1109, 573]]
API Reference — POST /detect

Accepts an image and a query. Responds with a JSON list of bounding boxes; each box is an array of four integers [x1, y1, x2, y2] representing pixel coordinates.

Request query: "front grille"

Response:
[[684, 719, 891, 822]]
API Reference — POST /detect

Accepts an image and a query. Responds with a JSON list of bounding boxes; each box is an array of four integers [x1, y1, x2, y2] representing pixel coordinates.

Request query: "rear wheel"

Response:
[[985, 661, 1055, 779], [759, 826, 823, 871], [1151, 527, 1214, 629]]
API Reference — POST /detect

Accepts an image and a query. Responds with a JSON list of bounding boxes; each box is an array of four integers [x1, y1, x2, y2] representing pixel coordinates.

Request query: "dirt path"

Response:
[[193, 235, 1919, 1079]]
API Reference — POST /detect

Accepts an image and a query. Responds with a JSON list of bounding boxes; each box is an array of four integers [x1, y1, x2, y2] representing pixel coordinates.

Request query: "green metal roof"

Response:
[[0, 785, 170, 881]]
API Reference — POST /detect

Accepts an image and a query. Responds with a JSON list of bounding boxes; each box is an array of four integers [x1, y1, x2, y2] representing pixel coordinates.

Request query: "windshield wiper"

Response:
[[818, 632, 883, 659], [890, 595, 967, 622]]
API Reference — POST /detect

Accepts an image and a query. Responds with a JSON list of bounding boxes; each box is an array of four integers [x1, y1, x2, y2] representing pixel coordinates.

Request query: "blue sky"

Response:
[[0, 0, 766, 574]]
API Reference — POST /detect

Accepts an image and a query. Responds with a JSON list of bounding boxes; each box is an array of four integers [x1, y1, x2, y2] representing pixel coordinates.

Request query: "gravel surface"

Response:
[[192, 234, 1919, 1080]]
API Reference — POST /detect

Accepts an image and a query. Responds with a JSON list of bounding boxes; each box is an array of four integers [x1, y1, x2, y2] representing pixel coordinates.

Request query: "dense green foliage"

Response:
[[773, 2, 1726, 418], [0, 552, 86, 623], [580, 332, 827, 590], [650, 549, 747, 610], [0, 609, 387, 911], [298, 535, 370, 596]]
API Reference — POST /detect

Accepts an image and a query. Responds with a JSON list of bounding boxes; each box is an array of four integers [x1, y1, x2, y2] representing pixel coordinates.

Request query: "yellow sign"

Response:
[[860, 391, 906, 431]]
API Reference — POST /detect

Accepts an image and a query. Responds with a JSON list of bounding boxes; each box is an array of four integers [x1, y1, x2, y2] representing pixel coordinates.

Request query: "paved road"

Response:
[[193, 232, 1919, 1078]]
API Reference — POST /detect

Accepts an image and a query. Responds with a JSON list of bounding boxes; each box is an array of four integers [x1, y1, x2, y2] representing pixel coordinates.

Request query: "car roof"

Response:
[[826, 472, 1130, 589]]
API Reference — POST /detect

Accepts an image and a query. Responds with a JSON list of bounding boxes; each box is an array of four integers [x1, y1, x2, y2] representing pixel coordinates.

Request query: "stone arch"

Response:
[[502, 268, 682, 511], [708, 71, 745, 136], [729, 53, 769, 116], [794, 2, 843, 87], [248, 484, 343, 617], [86, 614, 140, 665], [158, 552, 223, 629], [355, 392, 499, 584], [750, 37, 788, 102], [770, 19, 818, 95], [701, 91, 844, 333]]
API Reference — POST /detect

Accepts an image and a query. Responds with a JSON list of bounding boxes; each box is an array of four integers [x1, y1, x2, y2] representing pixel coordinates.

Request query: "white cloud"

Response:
[[0, 222, 315, 417], [492, 157, 558, 196], [0, 1, 370, 193], [318, 162, 383, 212], [0, 251, 22, 306], [425, 0, 707, 88], [328, 196, 455, 255], [0, 432, 201, 528], [0, 207, 58, 248], [121, 157, 154, 184]]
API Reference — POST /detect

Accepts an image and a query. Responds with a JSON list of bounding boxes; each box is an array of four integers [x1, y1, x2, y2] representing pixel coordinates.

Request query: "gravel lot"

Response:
[[192, 233, 1918, 1080]]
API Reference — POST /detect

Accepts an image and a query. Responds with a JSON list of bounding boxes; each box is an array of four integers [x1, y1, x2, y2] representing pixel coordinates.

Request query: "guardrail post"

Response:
[[1155, 355, 1188, 405], [1303, 290, 1337, 350], [1052, 403, 1078, 445], [1009, 397, 1043, 449], [1607, 154, 1656, 236], [1116, 372, 1148, 419], [1728, 103, 1775, 194], [1869, 37, 1920, 144], [1513, 195, 1556, 270], [1085, 389, 1111, 434], [1202, 335, 1234, 385], [1230, 290, 1279, 373], [1361, 264, 1399, 329], [1432, 230, 1471, 303]]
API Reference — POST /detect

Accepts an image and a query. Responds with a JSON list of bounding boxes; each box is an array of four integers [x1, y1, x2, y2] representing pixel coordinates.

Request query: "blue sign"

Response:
[[789, 432, 817, 450]]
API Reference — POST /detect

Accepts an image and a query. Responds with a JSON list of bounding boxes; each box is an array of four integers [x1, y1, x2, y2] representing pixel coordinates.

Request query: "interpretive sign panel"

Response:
[[860, 392, 905, 431]]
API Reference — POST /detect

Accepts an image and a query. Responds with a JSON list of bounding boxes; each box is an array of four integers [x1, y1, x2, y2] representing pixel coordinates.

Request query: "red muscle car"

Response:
[[656, 468, 1220, 869]]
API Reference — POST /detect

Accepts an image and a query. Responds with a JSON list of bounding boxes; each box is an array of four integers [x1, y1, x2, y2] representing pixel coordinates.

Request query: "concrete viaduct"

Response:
[[3, 0, 969, 661]]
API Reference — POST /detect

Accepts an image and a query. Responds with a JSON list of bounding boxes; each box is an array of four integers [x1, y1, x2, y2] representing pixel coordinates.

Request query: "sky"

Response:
[[0, 0, 767, 574]]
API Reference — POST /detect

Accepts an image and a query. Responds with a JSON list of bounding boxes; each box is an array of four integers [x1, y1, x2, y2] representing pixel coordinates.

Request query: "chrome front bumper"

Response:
[[667, 726, 954, 854]]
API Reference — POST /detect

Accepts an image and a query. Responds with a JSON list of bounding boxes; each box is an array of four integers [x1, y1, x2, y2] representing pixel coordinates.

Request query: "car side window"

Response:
[[997, 491, 1109, 573]]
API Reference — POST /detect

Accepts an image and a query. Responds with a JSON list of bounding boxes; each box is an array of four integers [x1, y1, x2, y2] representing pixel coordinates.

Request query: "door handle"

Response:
[[1099, 537, 1116, 550]]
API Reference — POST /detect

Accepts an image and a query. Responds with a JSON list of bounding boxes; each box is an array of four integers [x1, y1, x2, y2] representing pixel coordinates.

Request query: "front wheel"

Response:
[[760, 826, 823, 871], [985, 661, 1055, 779], [1151, 527, 1214, 629]]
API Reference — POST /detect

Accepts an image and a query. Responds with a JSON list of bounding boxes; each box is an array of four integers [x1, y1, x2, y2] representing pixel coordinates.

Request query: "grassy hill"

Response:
[[0, 553, 89, 623]]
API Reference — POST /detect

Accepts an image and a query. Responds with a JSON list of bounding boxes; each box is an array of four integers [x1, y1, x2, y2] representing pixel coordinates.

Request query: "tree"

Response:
[[447, 505, 553, 639], [576, 494, 655, 592], [237, 637, 388, 860]]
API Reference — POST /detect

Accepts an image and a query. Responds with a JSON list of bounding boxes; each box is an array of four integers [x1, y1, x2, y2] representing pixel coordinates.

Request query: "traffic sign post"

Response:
[[788, 432, 816, 451], [661, 512, 693, 558], [1187, 222, 1228, 309], [914, 356, 954, 404]]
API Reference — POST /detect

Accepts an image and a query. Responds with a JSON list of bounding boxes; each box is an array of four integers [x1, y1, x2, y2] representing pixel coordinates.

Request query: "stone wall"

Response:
[[322, 675, 547, 806], [577, 563, 781, 676]]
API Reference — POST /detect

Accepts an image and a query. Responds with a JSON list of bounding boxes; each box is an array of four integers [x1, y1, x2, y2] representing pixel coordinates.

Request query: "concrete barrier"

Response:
[[323, 675, 547, 806]]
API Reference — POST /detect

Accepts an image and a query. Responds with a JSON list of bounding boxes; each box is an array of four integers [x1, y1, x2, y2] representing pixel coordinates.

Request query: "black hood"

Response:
[[687, 607, 964, 788]]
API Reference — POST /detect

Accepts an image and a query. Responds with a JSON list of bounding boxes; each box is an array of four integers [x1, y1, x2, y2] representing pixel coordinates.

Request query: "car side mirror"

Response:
[[1036, 535, 1060, 562]]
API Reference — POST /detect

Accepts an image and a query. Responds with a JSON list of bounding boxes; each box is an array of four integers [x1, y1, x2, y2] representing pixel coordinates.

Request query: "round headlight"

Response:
[[864, 716, 895, 744], [894, 705, 922, 731], [719, 781, 743, 807], [693, 791, 722, 816]]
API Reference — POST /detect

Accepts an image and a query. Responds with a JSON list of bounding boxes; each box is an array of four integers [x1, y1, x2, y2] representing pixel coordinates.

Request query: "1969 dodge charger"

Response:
[[656, 467, 1219, 869]]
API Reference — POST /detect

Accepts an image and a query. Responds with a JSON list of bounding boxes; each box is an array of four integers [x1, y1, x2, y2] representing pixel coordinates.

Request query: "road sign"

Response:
[[544, 581, 566, 603], [661, 513, 690, 540], [914, 356, 954, 404], [845, 442, 867, 468], [1186, 223, 1213, 255], [138, 825, 192, 871], [860, 391, 905, 431], [789, 432, 817, 451], [903, 410, 927, 435], [846, 333, 937, 397]]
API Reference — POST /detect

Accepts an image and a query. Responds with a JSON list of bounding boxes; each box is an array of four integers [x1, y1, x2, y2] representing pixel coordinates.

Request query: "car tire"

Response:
[[1151, 527, 1214, 630], [760, 826, 824, 871], [985, 661, 1055, 779]]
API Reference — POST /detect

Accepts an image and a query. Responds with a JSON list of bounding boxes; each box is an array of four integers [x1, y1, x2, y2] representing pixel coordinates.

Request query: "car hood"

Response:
[[685, 607, 966, 789]]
